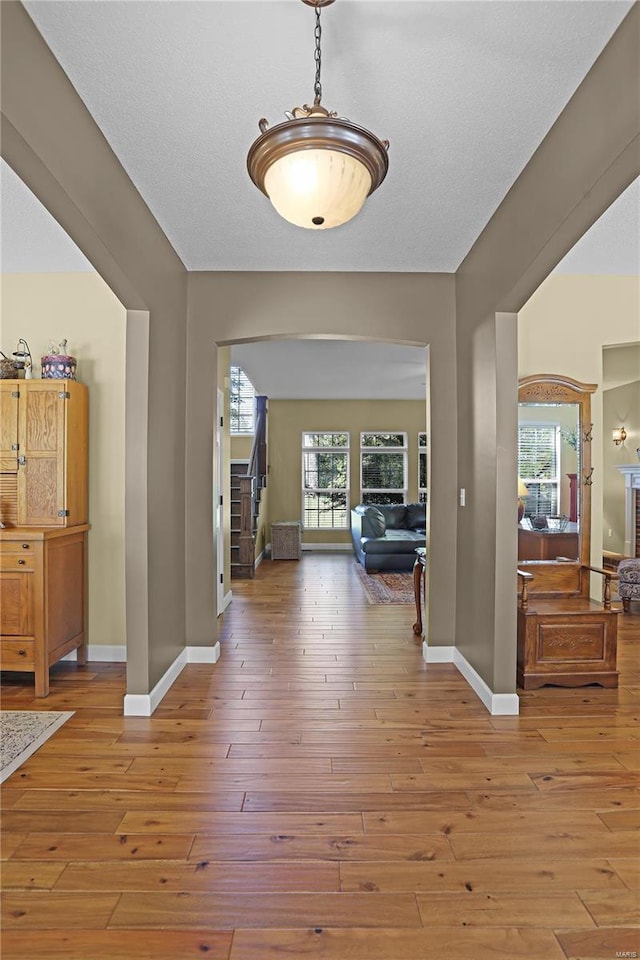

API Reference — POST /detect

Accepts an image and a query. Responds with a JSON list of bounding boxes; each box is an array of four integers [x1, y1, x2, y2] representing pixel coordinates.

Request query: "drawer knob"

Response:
[[17, 559, 26, 565], [21, 543, 29, 549], [18, 649, 26, 657]]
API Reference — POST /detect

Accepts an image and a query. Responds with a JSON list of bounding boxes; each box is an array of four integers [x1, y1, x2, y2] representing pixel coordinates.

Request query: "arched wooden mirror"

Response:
[[518, 374, 595, 599]]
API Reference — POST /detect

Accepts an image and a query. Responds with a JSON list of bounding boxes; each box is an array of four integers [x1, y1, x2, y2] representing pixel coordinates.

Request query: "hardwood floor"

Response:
[[1, 553, 638, 959]]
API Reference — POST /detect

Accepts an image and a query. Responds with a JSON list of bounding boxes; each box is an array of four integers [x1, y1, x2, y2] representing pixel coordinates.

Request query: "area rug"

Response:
[[0, 711, 74, 784], [354, 563, 415, 604]]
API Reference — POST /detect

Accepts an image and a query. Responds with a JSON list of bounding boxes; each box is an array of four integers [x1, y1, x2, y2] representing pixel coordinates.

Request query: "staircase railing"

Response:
[[234, 396, 267, 578], [249, 396, 268, 495]]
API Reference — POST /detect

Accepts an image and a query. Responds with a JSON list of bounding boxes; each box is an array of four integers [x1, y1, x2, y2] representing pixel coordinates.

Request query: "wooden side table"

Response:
[[412, 547, 426, 635]]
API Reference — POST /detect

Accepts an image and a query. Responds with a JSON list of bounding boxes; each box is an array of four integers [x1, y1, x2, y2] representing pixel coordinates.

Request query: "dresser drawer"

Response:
[[0, 539, 36, 555], [0, 554, 36, 572], [0, 638, 35, 668]]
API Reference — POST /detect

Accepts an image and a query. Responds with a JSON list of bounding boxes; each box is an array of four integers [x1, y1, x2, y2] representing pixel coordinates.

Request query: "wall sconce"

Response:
[[612, 426, 627, 446]]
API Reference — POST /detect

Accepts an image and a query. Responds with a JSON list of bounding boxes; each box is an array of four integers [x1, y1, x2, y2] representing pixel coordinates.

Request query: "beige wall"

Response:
[[1, 272, 126, 650], [603, 379, 640, 554], [518, 275, 640, 567], [267, 400, 426, 545]]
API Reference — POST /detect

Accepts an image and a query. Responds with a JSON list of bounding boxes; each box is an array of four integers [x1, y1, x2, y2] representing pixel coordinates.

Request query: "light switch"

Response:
[[459, 488, 466, 507]]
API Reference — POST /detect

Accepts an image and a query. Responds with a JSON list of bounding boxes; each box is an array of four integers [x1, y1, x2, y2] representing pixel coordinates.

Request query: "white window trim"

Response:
[[418, 431, 428, 503], [301, 432, 350, 530], [360, 432, 408, 503], [229, 366, 256, 436]]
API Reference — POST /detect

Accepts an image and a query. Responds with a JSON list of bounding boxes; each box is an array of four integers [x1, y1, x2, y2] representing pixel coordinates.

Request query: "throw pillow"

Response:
[[363, 505, 386, 538], [406, 502, 427, 531], [381, 504, 408, 529]]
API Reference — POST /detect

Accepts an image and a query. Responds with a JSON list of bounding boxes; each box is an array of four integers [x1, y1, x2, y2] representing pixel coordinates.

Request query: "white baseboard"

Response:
[[123, 642, 221, 716], [218, 591, 233, 614], [423, 643, 455, 663], [301, 543, 352, 552], [187, 643, 221, 664], [255, 550, 264, 569], [62, 644, 127, 662], [423, 642, 519, 716]]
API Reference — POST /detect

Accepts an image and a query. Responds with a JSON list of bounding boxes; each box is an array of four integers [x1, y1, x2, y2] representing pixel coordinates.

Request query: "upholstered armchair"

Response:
[[618, 558, 640, 612]]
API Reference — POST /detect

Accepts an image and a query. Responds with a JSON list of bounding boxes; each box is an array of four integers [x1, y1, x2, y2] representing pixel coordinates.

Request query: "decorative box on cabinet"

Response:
[[0, 526, 88, 696], [0, 379, 88, 527]]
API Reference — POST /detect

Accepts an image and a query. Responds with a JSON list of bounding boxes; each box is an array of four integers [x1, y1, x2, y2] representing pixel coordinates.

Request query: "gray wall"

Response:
[[1, 1, 188, 694], [2, 0, 638, 701], [186, 272, 457, 649], [454, 4, 639, 692]]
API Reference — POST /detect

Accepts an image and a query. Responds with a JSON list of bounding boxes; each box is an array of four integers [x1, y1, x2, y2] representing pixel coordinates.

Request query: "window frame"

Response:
[[229, 365, 256, 436], [517, 421, 561, 518], [418, 431, 428, 504], [360, 431, 408, 505], [301, 432, 350, 530]]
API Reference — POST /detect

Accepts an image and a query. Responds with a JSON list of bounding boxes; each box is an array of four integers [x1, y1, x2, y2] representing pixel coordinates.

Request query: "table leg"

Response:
[[412, 557, 423, 636]]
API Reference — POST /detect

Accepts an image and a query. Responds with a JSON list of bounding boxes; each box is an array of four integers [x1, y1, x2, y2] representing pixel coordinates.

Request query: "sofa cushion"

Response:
[[379, 504, 408, 529], [362, 505, 386, 538], [405, 502, 426, 531], [361, 529, 425, 554]]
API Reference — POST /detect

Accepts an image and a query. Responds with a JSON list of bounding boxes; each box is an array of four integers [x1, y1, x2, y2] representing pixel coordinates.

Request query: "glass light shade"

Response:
[[517, 478, 528, 497], [264, 148, 372, 229]]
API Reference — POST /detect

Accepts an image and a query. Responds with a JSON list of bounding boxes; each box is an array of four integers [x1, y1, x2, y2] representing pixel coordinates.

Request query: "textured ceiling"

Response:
[[19, 0, 633, 272], [231, 339, 427, 400], [2, 2, 637, 401]]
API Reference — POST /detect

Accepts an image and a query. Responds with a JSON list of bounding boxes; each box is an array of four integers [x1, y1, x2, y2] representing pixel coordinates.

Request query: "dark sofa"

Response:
[[351, 503, 426, 572]]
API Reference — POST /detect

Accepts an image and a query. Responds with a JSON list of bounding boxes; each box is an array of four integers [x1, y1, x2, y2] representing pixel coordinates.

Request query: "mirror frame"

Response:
[[518, 374, 596, 599]]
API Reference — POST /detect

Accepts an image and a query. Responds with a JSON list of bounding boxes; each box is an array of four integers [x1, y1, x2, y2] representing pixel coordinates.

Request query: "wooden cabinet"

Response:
[[517, 375, 618, 689], [517, 598, 618, 689], [0, 380, 88, 527], [0, 526, 88, 696], [1, 379, 89, 696]]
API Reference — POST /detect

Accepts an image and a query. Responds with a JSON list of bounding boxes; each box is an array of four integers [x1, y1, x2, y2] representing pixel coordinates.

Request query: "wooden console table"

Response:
[[412, 547, 426, 635]]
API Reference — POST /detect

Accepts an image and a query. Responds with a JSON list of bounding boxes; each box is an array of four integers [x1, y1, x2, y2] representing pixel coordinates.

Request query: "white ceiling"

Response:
[[231, 339, 427, 399], [2, 2, 637, 400], [14, 0, 634, 273]]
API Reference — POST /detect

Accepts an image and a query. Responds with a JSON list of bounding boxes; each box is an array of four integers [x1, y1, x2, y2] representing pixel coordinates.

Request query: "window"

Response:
[[229, 366, 256, 434], [518, 423, 560, 517], [360, 432, 407, 505], [302, 433, 350, 529], [418, 432, 428, 503]]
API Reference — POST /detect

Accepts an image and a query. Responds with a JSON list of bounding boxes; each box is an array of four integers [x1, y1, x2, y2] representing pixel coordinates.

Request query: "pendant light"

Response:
[[247, 0, 389, 230]]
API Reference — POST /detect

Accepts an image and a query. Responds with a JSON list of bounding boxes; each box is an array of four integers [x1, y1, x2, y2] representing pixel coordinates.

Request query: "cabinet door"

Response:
[[0, 571, 34, 636], [0, 381, 19, 472], [17, 383, 66, 526]]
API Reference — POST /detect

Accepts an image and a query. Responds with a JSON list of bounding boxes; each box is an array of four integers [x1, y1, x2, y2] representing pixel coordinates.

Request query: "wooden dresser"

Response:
[[0, 379, 88, 696], [0, 525, 88, 696]]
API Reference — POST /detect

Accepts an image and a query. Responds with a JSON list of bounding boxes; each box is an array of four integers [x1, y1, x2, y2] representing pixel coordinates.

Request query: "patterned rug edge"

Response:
[[354, 562, 414, 604], [0, 711, 74, 784]]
